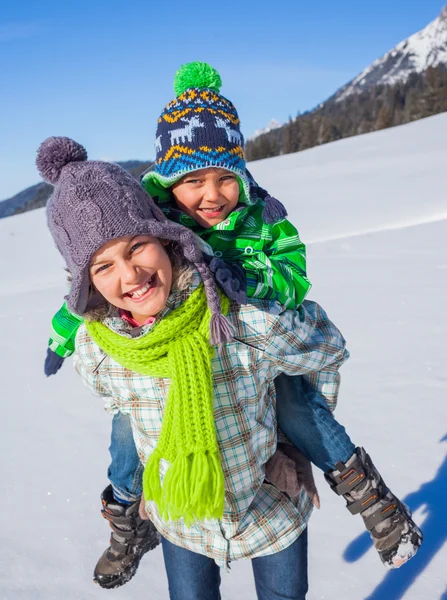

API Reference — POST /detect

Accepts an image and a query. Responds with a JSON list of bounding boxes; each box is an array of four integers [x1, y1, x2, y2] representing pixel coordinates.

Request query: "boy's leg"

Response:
[[108, 411, 143, 503], [325, 448, 422, 569], [275, 375, 422, 570], [275, 374, 355, 472], [251, 528, 308, 600], [94, 411, 160, 589], [161, 537, 221, 600]]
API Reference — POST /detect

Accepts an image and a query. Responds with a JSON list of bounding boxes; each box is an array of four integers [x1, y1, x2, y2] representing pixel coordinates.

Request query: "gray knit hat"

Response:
[[37, 136, 233, 345]]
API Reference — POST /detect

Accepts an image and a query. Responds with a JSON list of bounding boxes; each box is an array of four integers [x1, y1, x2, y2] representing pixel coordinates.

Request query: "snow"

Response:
[[401, 9, 447, 73], [337, 7, 447, 101], [249, 118, 283, 140], [1, 113, 446, 599]]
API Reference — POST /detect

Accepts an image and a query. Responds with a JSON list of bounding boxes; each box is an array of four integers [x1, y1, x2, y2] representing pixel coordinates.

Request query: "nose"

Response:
[[203, 180, 221, 203], [117, 259, 140, 284]]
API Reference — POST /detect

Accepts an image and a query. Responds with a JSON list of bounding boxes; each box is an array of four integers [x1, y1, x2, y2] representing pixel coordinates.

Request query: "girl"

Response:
[[39, 135, 349, 599]]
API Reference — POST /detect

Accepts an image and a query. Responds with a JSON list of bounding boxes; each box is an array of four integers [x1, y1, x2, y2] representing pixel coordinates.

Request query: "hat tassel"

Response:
[[210, 313, 234, 346]]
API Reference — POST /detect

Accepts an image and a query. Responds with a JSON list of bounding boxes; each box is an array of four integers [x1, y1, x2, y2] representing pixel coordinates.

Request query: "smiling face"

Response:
[[171, 167, 240, 228], [89, 235, 173, 325]]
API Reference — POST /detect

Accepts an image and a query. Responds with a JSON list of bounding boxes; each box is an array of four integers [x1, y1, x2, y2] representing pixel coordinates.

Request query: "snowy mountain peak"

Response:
[[249, 119, 283, 140], [336, 6, 447, 101]]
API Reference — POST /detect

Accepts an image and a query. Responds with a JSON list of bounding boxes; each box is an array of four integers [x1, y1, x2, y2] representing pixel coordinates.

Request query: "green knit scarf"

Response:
[[85, 285, 229, 525]]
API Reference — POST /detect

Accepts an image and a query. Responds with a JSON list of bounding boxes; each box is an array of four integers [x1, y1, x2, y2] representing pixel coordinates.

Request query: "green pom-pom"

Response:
[[174, 62, 222, 96]]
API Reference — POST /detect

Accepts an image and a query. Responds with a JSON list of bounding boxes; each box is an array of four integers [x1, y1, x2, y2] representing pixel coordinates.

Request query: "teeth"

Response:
[[201, 206, 223, 213], [129, 277, 152, 298], [133, 284, 149, 297]]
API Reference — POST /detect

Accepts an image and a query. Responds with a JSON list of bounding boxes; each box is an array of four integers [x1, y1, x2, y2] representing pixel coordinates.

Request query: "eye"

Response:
[[130, 242, 146, 253], [221, 175, 236, 182], [95, 263, 111, 274], [184, 178, 200, 185]]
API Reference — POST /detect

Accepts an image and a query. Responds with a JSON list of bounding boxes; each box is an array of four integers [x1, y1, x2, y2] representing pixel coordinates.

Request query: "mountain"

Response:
[[0, 182, 52, 219], [4, 8, 447, 216], [246, 8, 447, 162], [336, 6, 447, 102], [0, 160, 153, 219], [249, 119, 283, 140]]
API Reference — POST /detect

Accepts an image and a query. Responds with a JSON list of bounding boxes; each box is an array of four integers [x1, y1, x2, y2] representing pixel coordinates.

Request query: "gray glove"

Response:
[[208, 257, 248, 305], [265, 444, 320, 508]]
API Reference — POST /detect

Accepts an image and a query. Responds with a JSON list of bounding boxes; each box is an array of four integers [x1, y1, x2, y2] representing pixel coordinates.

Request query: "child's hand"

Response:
[[279, 444, 321, 508], [266, 445, 320, 508], [139, 494, 149, 520], [209, 257, 247, 304], [44, 348, 65, 377]]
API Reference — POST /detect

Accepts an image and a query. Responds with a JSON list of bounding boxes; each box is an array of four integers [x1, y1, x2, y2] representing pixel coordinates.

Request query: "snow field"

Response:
[[0, 113, 446, 599]]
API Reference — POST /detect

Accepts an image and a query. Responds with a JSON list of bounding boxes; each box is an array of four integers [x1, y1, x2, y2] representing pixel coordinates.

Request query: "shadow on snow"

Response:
[[343, 434, 447, 600]]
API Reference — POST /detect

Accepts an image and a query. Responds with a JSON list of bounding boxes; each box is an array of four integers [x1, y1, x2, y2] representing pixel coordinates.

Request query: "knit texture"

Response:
[[143, 61, 251, 206], [46, 193, 305, 359], [174, 62, 222, 96], [141, 62, 287, 224], [38, 136, 232, 345], [85, 285, 229, 524]]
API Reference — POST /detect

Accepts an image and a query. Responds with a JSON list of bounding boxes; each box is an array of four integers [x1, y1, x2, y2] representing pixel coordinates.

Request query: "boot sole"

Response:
[[93, 536, 160, 589], [94, 561, 139, 590]]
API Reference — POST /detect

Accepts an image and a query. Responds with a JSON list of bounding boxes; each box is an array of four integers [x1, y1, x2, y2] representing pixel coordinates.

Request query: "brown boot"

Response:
[[325, 448, 423, 569], [94, 485, 160, 589]]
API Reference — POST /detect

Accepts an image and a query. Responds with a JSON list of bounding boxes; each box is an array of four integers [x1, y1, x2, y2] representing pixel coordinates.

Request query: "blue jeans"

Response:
[[108, 411, 143, 503], [161, 528, 308, 600], [275, 374, 355, 472]]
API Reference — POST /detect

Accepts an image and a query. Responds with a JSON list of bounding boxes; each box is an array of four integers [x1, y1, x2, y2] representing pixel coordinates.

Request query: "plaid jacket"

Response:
[[73, 275, 348, 568]]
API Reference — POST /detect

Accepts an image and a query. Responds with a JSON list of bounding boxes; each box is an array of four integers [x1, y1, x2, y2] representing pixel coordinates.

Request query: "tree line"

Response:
[[246, 65, 447, 161]]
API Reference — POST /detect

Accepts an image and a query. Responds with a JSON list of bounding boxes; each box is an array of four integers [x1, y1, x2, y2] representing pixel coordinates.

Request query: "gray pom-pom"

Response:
[[36, 137, 87, 184]]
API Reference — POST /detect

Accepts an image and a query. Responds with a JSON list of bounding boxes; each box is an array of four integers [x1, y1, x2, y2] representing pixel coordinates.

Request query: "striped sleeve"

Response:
[[244, 218, 311, 310], [48, 302, 84, 358]]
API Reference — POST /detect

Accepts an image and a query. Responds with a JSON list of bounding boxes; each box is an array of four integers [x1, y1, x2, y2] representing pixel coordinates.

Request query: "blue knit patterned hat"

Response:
[[141, 62, 252, 206]]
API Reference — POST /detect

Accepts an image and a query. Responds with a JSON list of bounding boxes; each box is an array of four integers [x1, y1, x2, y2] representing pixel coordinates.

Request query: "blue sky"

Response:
[[1, 0, 445, 200]]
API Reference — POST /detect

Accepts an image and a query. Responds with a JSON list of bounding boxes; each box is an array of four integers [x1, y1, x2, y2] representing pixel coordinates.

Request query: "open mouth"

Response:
[[124, 274, 157, 302], [199, 205, 225, 217]]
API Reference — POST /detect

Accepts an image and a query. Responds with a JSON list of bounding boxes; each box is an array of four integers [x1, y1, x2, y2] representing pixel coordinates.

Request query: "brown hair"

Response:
[[81, 241, 195, 322]]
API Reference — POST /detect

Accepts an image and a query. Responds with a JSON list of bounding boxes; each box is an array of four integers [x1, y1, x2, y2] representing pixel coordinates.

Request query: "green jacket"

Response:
[[161, 199, 311, 310], [48, 195, 311, 358]]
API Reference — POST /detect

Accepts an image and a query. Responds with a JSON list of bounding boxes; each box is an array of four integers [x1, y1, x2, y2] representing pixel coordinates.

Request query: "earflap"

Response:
[[65, 269, 90, 316], [140, 170, 175, 206]]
